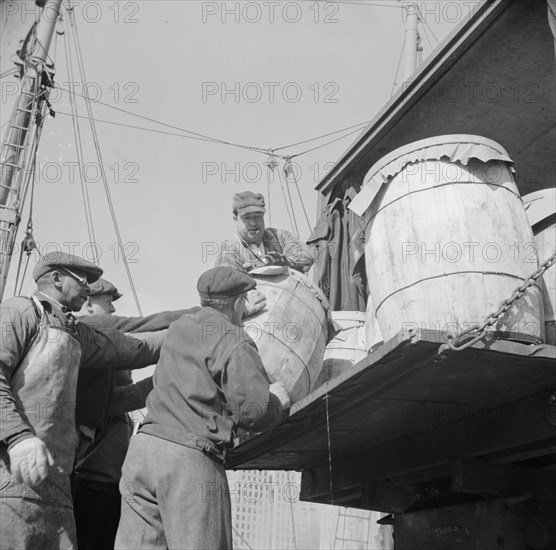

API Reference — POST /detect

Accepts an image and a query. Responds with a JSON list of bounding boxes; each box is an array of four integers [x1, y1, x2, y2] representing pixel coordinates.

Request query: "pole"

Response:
[[0, 0, 62, 300], [402, 2, 419, 82]]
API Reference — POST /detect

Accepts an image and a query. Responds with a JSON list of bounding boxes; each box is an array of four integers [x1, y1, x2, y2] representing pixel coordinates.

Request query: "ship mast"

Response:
[[0, 0, 62, 301]]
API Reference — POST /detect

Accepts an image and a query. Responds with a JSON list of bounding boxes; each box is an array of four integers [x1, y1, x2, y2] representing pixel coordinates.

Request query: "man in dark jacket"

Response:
[[115, 266, 290, 550]]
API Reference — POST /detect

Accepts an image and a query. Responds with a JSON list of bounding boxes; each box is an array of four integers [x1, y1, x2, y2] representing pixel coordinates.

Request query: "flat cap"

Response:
[[33, 252, 103, 283], [233, 191, 266, 216], [88, 278, 123, 300], [197, 266, 256, 299]]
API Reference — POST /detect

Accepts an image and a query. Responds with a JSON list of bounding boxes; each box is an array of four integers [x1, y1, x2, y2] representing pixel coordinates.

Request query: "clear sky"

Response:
[[1, 0, 481, 318]]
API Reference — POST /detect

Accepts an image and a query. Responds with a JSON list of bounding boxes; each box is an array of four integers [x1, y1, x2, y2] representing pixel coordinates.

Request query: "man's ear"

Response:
[[50, 270, 63, 288]]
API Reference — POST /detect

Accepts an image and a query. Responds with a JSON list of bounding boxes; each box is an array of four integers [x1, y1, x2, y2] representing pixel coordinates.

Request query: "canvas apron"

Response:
[[0, 297, 82, 550]]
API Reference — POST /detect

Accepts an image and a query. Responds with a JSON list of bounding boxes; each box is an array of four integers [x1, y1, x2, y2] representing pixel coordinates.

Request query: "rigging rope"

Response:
[[54, 109, 224, 145], [276, 160, 299, 236], [264, 152, 275, 227], [0, 68, 19, 80], [66, 4, 143, 314], [289, 126, 364, 159], [231, 526, 254, 550], [333, 1, 404, 8], [422, 19, 440, 45], [53, 84, 270, 156], [284, 157, 311, 232], [390, 32, 407, 96], [54, 108, 366, 162], [273, 121, 369, 152], [324, 392, 334, 506], [420, 18, 435, 52], [33, 37, 56, 68], [287, 471, 299, 550], [63, 14, 98, 263]]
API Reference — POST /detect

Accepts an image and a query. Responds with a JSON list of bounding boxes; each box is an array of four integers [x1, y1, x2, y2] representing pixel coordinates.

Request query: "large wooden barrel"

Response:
[[244, 267, 329, 403], [524, 188, 556, 345], [349, 135, 544, 344], [314, 311, 367, 387]]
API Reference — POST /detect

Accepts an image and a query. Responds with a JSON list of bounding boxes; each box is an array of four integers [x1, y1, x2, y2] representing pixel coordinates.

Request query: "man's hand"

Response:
[[263, 251, 293, 268], [8, 437, 54, 487], [269, 381, 291, 410], [243, 289, 266, 318]]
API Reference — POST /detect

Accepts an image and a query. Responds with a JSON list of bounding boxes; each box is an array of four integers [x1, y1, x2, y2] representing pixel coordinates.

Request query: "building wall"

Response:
[[228, 470, 393, 550]]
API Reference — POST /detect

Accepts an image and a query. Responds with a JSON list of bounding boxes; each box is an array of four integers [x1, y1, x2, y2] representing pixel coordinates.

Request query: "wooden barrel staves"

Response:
[[524, 188, 556, 345], [244, 267, 329, 404], [349, 135, 544, 345]]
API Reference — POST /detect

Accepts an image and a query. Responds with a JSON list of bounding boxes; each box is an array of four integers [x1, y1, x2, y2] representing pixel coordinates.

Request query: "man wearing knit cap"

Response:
[[0, 252, 171, 550], [116, 266, 291, 550], [215, 190, 315, 273]]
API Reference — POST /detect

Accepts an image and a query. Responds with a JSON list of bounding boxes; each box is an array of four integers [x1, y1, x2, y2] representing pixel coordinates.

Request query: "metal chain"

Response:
[[445, 249, 556, 351]]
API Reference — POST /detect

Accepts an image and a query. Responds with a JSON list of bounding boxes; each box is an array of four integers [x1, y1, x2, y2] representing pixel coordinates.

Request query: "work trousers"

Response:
[[73, 476, 121, 550], [115, 433, 232, 550]]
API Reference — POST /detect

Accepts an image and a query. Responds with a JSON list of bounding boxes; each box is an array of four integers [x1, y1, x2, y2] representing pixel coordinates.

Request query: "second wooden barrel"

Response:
[[524, 188, 556, 345], [349, 135, 544, 344]]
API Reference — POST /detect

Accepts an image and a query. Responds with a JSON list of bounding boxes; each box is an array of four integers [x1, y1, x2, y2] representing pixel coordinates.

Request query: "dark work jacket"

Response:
[[76, 308, 198, 426], [140, 307, 283, 461]]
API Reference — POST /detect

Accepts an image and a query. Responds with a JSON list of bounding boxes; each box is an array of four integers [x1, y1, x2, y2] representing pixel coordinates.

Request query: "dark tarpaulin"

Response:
[[308, 188, 367, 312]]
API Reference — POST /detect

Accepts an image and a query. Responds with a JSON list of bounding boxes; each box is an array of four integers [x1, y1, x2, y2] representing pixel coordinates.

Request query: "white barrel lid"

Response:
[[349, 134, 514, 217]]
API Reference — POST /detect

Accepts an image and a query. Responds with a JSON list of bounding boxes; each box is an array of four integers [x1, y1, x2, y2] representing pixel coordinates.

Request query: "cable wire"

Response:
[[420, 18, 435, 52], [54, 110, 224, 145], [290, 125, 365, 158], [0, 68, 19, 80], [422, 19, 440, 45], [333, 1, 404, 8], [53, 84, 270, 156], [63, 15, 99, 263], [273, 160, 297, 235], [66, 4, 143, 314], [273, 121, 369, 152], [391, 32, 407, 96], [231, 526, 254, 550], [287, 471, 299, 550], [284, 158, 312, 232]]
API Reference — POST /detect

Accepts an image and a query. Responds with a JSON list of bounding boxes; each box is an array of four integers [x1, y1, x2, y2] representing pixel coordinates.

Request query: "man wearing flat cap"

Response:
[[116, 266, 291, 550], [215, 190, 315, 273], [0, 252, 179, 550]]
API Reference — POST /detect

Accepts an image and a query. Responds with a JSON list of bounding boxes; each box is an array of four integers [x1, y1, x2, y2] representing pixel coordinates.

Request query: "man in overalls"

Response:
[[0, 252, 167, 550]]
